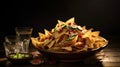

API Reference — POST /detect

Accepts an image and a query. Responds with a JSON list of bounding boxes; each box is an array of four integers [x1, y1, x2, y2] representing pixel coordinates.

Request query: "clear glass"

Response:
[[4, 35, 22, 57], [15, 27, 33, 53]]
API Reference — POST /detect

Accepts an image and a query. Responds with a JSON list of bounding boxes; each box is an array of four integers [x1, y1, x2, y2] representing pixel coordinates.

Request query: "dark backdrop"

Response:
[[1, 0, 120, 42]]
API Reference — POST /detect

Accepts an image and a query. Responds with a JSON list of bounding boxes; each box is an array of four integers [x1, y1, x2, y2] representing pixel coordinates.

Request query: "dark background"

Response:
[[1, 0, 120, 42]]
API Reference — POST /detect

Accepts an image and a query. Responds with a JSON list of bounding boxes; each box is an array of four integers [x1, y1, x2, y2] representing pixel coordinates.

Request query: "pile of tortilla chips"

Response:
[[31, 17, 108, 52]]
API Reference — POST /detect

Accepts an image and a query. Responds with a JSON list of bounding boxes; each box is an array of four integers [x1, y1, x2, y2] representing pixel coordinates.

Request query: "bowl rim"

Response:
[[35, 36, 108, 54]]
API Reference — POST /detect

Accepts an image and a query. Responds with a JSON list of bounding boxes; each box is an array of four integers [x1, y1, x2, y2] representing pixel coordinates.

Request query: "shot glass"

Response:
[[15, 27, 33, 53]]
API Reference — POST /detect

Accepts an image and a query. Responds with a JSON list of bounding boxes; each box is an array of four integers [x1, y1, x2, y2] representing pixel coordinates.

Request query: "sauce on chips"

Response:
[[31, 17, 108, 52]]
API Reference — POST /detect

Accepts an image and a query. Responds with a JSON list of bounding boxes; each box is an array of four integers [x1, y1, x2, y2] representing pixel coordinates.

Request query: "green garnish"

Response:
[[61, 24, 67, 29], [9, 53, 30, 59], [25, 54, 29, 58], [54, 28, 57, 32], [66, 35, 76, 41]]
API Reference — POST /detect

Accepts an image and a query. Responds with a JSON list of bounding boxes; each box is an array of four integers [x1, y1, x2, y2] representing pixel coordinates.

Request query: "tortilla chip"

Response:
[[43, 38, 53, 46], [61, 46, 72, 51], [82, 26, 86, 30], [47, 40, 55, 48], [38, 32, 46, 39], [57, 20, 65, 25], [86, 31, 100, 47], [66, 17, 75, 26], [91, 31, 100, 37], [55, 24, 59, 29], [31, 37, 44, 49], [71, 35, 78, 45], [44, 29, 51, 36], [85, 37, 94, 48], [53, 29, 67, 38], [44, 29, 52, 39], [82, 28, 93, 38]]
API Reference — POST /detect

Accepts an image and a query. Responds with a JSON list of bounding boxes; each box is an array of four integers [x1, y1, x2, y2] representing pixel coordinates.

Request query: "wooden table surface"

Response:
[[0, 35, 120, 67]]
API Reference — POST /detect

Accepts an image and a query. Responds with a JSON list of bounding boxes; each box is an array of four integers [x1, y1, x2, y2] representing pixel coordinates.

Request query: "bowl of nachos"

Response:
[[31, 17, 108, 62]]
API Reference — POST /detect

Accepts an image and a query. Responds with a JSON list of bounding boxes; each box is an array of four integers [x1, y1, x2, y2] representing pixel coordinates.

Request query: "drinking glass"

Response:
[[15, 27, 33, 53], [4, 35, 22, 57]]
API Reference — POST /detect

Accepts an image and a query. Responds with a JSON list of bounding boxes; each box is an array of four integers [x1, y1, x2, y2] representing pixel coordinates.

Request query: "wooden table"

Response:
[[0, 35, 120, 67]]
